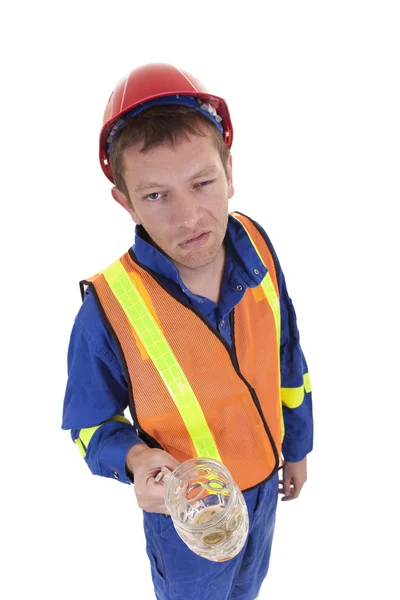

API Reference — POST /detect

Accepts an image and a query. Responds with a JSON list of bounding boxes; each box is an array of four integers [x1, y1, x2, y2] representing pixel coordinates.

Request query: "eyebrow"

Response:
[[134, 165, 219, 193]]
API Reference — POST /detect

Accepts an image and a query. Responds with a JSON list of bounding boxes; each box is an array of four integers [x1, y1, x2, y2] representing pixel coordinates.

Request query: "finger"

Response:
[[147, 479, 169, 503], [279, 478, 292, 486], [148, 475, 167, 492], [281, 484, 295, 500], [282, 476, 293, 497], [282, 480, 304, 501], [290, 481, 304, 500], [281, 494, 294, 501], [280, 475, 295, 500]]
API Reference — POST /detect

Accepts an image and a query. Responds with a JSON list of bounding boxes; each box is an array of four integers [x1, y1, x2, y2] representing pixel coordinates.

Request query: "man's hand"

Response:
[[126, 445, 180, 514], [279, 456, 307, 501]]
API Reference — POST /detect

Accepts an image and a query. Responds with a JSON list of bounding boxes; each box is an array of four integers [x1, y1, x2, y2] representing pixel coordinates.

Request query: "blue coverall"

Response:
[[62, 214, 313, 599]]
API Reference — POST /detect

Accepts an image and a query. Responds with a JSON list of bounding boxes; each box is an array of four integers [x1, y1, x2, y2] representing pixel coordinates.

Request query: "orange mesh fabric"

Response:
[[87, 214, 281, 491], [231, 213, 282, 457]]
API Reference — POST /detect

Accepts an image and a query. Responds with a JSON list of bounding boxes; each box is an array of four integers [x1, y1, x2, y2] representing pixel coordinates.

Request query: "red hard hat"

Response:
[[99, 63, 233, 183]]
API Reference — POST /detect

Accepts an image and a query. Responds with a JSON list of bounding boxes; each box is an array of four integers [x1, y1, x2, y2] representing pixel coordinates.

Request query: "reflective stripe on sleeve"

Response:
[[75, 415, 131, 458], [281, 373, 312, 408]]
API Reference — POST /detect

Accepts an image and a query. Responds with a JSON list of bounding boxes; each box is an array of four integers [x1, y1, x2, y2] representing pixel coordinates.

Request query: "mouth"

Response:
[[179, 231, 210, 250]]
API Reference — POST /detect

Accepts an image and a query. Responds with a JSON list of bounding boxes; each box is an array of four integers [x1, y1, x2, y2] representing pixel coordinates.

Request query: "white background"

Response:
[[1, 1, 399, 598]]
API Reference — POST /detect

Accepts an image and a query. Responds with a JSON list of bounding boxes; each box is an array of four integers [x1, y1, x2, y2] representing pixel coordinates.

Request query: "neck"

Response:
[[177, 244, 226, 303]]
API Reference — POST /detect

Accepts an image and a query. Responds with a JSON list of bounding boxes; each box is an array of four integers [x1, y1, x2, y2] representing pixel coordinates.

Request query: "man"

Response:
[[62, 63, 313, 600]]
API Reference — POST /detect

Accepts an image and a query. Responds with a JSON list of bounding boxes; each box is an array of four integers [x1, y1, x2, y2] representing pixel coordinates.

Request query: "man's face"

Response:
[[112, 125, 234, 271]]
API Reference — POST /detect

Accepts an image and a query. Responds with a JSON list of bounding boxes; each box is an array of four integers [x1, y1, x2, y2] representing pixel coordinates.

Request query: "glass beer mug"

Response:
[[155, 457, 249, 562]]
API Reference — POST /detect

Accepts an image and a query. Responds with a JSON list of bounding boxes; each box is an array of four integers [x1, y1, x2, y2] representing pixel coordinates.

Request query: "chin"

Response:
[[181, 249, 218, 269]]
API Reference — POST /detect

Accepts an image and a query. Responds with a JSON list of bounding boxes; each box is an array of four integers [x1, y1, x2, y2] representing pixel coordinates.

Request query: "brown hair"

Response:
[[108, 105, 231, 200]]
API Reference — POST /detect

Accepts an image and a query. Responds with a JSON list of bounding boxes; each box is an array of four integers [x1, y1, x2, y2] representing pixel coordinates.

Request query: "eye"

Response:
[[196, 179, 215, 188], [145, 192, 162, 201]]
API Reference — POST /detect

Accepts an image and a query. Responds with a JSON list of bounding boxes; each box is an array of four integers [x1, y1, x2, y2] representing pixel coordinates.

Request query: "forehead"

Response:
[[122, 129, 221, 184]]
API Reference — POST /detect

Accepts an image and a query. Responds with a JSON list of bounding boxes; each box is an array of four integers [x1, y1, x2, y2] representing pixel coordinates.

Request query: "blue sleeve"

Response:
[[62, 288, 147, 483], [254, 220, 314, 462], [279, 271, 314, 461]]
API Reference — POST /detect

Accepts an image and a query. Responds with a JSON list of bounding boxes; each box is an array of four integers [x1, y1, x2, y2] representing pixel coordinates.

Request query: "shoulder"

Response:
[[73, 285, 122, 371], [230, 211, 281, 264]]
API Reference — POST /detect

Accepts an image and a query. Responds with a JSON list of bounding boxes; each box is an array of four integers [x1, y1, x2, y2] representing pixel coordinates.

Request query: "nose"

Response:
[[171, 191, 201, 229]]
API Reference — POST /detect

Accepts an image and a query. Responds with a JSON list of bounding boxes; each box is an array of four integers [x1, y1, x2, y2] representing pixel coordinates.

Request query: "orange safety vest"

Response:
[[81, 212, 283, 491]]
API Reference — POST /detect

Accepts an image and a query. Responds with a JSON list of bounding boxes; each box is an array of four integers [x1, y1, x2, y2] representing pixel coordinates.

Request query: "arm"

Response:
[[62, 288, 147, 484], [279, 270, 313, 500], [254, 221, 313, 499], [62, 288, 181, 509], [280, 270, 313, 464]]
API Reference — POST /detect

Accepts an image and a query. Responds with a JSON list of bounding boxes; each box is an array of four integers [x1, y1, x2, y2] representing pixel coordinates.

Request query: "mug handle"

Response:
[[154, 467, 173, 486], [154, 467, 173, 519]]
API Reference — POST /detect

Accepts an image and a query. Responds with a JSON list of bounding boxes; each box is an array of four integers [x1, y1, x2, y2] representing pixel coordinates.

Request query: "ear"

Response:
[[111, 187, 142, 224], [226, 154, 234, 199]]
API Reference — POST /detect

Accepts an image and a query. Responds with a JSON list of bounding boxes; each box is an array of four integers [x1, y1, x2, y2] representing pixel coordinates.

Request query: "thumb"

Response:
[[161, 455, 181, 472], [154, 465, 176, 485]]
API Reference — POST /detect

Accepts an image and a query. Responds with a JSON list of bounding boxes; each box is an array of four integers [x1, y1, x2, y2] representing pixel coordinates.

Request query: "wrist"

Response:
[[126, 443, 148, 474]]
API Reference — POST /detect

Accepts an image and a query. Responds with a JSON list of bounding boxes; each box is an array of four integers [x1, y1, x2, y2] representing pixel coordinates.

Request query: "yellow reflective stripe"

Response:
[[281, 385, 304, 409], [112, 415, 131, 424], [79, 424, 101, 449], [75, 415, 131, 458], [102, 260, 222, 461], [79, 415, 131, 448], [260, 273, 281, 344], [304, 372, 312, 393], [281, 373, 312, 409], [75, 437, 86, 458]]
